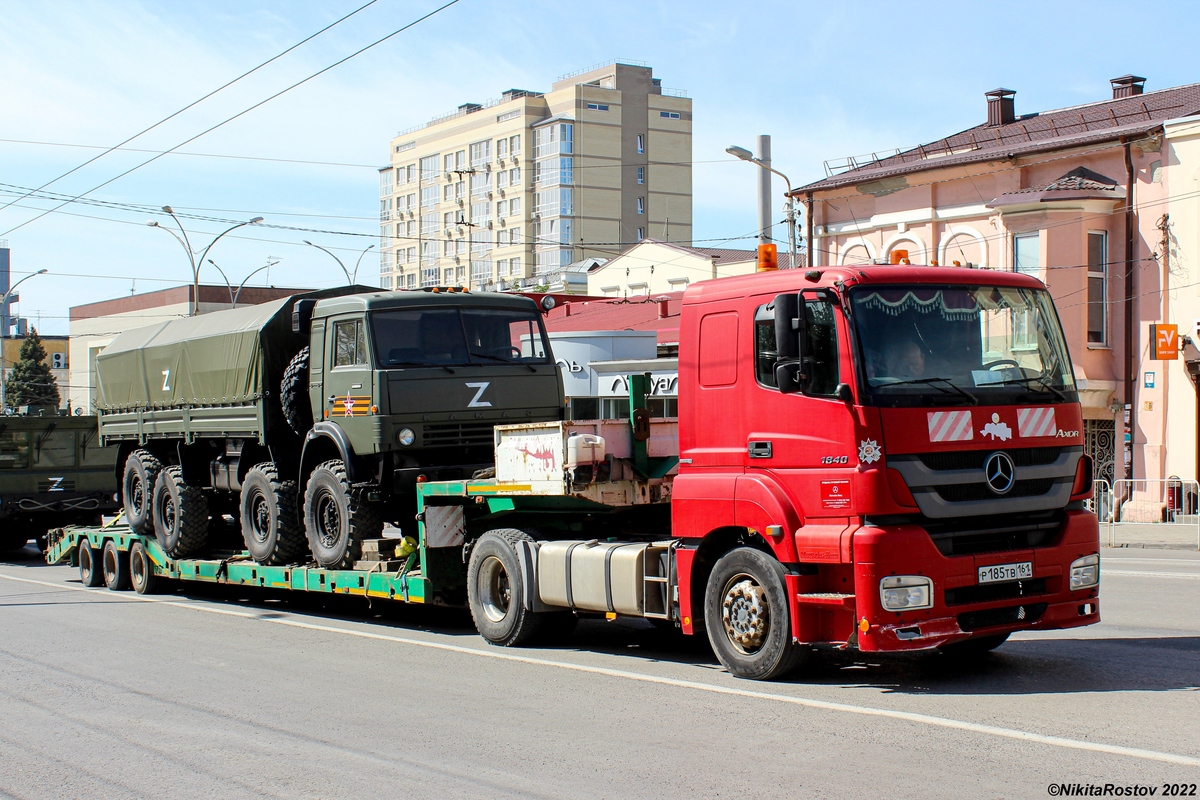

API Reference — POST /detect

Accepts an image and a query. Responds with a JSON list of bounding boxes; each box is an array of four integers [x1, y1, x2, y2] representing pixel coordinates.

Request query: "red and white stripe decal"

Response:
[[1018, 407, 1057, 438], [927, 410, 974, 442]]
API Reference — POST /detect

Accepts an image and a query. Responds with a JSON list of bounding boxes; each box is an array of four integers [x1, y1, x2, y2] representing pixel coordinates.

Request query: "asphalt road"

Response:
[[0, 545, 1197, 800]]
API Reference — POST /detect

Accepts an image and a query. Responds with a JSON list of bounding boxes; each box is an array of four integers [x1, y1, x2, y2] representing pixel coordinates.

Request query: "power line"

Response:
[[0, 1, 380, 216], [0, 0, 463, 238]]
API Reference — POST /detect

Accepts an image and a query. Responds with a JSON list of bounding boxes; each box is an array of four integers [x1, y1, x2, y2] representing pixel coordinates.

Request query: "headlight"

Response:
[[1069, 554, 1099, 590], [397, 427, 416, 446], [879, 575, 933, 611]]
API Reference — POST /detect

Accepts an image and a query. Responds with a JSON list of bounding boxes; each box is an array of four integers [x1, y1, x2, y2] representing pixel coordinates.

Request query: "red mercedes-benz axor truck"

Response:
[[47, 265, 1100, 681]]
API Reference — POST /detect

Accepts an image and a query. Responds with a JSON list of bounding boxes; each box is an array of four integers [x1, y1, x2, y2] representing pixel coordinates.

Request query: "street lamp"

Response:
[[207, 257, 278, 309], [303, 240, 375, 286], [0, 268, 48, 413], [726, 145, 800, 270], [148, 207, 264, 315]]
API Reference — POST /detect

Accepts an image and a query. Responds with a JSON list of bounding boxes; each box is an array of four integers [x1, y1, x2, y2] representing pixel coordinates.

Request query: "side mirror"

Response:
[[773, 293, 800, 359], [835, 383, 853, 403], [774, 362, 804, 394]]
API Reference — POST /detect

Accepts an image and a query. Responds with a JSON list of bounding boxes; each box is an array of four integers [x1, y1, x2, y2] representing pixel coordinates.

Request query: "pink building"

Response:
[[796, 76, 1200, 485]]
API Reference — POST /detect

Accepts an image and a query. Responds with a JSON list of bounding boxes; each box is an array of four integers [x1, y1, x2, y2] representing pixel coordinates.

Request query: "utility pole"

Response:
[[757, 135, 772, 245]]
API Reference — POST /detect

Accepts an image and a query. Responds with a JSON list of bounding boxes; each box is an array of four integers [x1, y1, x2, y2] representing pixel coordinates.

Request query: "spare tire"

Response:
[[281, 347, 312, 435]]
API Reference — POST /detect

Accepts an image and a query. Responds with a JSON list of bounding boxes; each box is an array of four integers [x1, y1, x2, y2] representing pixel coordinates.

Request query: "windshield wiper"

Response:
[[469, 351, 538, 372], [1000, 375, 1067, 401], [385, 360, 455, 373], [885, 376, 978, 405]]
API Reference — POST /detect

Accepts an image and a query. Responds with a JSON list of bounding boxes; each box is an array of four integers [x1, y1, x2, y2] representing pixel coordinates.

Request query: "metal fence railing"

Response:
[[1107, 478, 1200, 550]]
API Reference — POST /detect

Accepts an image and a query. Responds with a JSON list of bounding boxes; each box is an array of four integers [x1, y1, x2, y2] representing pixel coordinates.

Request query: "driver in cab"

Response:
[[887, 338, 927, 380]]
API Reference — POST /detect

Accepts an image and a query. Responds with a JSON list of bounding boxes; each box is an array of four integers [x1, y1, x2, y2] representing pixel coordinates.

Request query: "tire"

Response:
[[280, 347, 312, 435], [939, 632, 1010, 659], [703, 547, 804, 680], [240, 462, 306, 565], [123, 449, 163, 535], [302, 460, 381, 569], [78, 539, 104, 587], [467, 529, 547, 647], [151, 466, 210, 558], [129, 541, 158, 595], [0, 531, 29, 552], [101, 540, 130, 591]]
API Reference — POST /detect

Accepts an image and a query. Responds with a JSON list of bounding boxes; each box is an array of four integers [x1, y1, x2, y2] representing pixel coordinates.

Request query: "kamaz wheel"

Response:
[[280, 347, 312, 435], [101, 540, 130, 591], [704, 547, 804, 680], [240, 462, 306, 565], [467, 529, 546, 647], [302, 460, 380, 569], [78, 539, 104, 587], [151, 466, 210, 558], [129, 541, 158, 595], [123, 449, 163, 535]]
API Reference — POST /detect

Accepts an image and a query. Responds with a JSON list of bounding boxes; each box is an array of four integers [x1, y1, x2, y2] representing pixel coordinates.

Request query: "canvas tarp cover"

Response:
[[96, 298, 291, 410]]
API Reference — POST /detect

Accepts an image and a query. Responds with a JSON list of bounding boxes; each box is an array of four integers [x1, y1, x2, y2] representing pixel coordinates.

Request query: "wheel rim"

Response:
[[103, 547, 117, 583], [478, 555, 511, 623], [249, 489, 272, 545], [130, 474, 146, 516], [158, 492, 177, 533], [720, 573, 770, 655], [131, 551, 145, 587], [80, 546, 93, 578], [315, 489, 341, 550]]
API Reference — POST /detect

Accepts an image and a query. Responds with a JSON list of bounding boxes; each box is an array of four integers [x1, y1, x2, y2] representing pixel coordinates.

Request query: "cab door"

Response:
[[322, 315, 375, 454]]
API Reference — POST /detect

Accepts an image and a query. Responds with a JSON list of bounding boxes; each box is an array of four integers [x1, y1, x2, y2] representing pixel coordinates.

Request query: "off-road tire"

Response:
[[123, 449, 163, 535], [0, 529, 29, 552], [303, 460, 381, 569], [102, 540, 130, 591], [79, 539, 104, 587], [467, 528, 549, 647], [280, 347, 312, 435], [151, 466, 210, 558], [240, 462, 306, 565], [129, 541, 158, 595], [939, 632, 1010, 660], [704, 547, 805, 681]]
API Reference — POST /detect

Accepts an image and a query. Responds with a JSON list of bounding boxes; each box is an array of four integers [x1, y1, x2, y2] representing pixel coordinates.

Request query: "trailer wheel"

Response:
[[0, 530, 29, 552], [467, 529, 547, 646], [123, 449, 163, 535], [280, 347, 312, 435], [152, 466, 210, 558], [102, 540, 130, 591], [704, 547, 804, 680], [78, 539, 104, 587], [240, 463, 306, 565], [129, 541, 158, 595], [303, 460, 381, 569]]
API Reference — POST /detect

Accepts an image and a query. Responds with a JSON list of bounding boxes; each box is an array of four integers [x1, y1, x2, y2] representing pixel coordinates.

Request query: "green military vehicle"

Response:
[[0, 412, 119, 552], [94, 287, 563, 569]]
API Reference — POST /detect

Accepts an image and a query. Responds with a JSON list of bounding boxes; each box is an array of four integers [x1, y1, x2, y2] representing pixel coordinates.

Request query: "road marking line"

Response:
[[1103, 558, 1200, 565], [4, 570, 1200, 768], [1102, 570, 1200, 579]]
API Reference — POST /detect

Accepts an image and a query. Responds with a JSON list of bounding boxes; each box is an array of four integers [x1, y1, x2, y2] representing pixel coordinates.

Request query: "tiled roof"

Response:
[[541, 293, 683, 344], [988, 166, 1126, 209], [798, 82, 1200, 193]]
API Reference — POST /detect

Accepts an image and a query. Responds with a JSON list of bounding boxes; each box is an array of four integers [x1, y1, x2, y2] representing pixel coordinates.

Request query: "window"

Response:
[[405, 273, 416, 289], [637, 197, 644, 215], [421, 213, 439, 235], [455, 181, 465, 200], [469, 171, 492, 198], [754, 301, 840, 395], [471, 259, 493, 282], [443, 184, 453, 202], [471, 231, 493, 255], [497, 138, 508, 158], [510, 257, 521, 275], [395, 165, 409, 187], [406, 220, 416, 237], [404, 193, 416, 211], [380, 275, 393, 289], [420, 240, 437, 264], [469, 140, 492, 169], [659, 111, 680, 119], [533, 123, 573, 158], [455, 150, 465, 170], [497, 110, 520, 123], [637, 166, 644, 184], [497, 258, 509, 276], [443, 211, 454, 227], [1014, 232, 1040, 276], [395, 141, 416, 154], [421, 185, 439, 208], [443, 153, 454, 173], [510, 228, 521, 245], [471, 201, 492, 224], [587, 102, 609, 111], [636, 134, 644, 154], [444, 268, 454, 284], [510, 167, 521, 185], [497, 171, 509, 189], [497, 200, 506, 218], [510, 135, 521, 156], [443, 239, 454, 257], [637, 227, 644, 242], [1088, 231, 1108, 344], [380, 249, 392, 271], [333, 319, 368, 367], [509, 198, 520, 215], [419, 155, 440, 182], [406, 246, 416, 263], [455, 239, 466, 255], [534, 188, 572, 216], [497, 230, 509, 246], [379, 168, 393, 198]]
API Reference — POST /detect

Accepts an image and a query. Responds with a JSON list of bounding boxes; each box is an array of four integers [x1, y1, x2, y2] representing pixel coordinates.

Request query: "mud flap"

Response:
[[517, 539, 550, 612]]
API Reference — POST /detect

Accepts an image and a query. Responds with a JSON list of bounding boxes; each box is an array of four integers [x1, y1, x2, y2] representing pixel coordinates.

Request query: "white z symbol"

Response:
[[466, 381, 492, 408], [48, 477, 64, 492], [162, 370, 171, 391]]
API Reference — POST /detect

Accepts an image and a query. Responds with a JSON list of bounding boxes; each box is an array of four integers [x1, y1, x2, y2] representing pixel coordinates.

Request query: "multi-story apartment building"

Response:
[[378, 61, 692, 292]]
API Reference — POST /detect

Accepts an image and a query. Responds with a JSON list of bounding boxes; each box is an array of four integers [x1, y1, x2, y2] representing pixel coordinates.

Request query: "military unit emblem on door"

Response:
[[339, 395, 371, 417]]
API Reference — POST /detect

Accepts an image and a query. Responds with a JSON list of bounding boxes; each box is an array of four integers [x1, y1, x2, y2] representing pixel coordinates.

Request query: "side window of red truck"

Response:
[[754, 301, 840, 395]]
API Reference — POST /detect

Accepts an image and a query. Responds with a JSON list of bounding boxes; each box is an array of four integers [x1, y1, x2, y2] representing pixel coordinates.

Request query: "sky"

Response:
[[1, 0, 1198, 336]]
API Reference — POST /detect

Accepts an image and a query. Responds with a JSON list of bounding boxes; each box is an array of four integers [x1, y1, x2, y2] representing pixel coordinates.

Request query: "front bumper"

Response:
[[852, 509, 1100, 651]]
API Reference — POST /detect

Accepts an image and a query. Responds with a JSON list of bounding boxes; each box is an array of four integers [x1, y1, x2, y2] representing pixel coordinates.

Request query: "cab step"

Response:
[[796, 592, 856, 608]]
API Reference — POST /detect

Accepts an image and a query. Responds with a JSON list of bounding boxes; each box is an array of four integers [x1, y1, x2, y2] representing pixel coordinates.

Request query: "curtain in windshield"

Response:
[[372, 308, 552, 367]]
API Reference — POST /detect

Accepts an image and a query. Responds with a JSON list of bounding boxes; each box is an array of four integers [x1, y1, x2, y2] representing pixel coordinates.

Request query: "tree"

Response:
[[5, 328, 60, 410]]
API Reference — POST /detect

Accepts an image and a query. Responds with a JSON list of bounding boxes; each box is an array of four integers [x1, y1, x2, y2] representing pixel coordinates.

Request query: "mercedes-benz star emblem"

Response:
[[984, 452, 1016, 495]]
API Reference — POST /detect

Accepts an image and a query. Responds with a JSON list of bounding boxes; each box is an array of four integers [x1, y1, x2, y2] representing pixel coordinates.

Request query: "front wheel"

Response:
[[303, 460, 381, 569], [703, 547, 804, 680]]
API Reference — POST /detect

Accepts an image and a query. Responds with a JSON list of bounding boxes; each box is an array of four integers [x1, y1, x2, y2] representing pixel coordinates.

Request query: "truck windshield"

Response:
[[848, 284, 1077, 407], [371, 307, 553, 368]]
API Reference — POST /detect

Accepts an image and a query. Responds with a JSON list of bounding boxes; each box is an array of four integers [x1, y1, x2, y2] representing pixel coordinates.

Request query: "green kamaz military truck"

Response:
[[94, 287, 563, 569], [0, 413, 119, 552]]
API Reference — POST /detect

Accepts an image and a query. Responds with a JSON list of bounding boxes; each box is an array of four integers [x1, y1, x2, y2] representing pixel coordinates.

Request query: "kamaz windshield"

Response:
[[371, 307, 553, 368], [848, 284, 1077, 407]]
